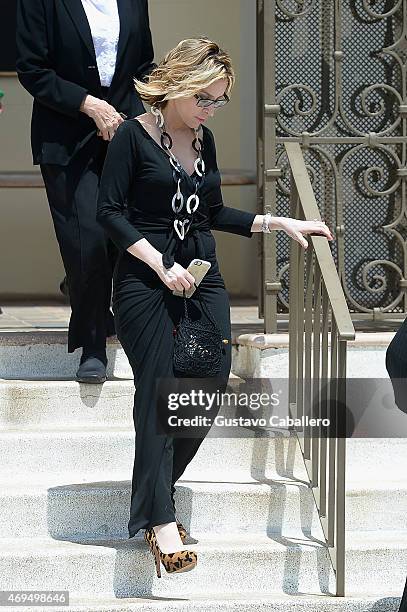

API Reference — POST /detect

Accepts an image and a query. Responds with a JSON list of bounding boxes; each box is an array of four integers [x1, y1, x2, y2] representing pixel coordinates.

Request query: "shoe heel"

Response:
[[153, 544, 161, 578], [144, 528, 161, 578]]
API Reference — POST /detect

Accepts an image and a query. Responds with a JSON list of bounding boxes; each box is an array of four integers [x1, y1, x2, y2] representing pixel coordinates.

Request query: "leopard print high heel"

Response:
[[144, 527, 197, 578]]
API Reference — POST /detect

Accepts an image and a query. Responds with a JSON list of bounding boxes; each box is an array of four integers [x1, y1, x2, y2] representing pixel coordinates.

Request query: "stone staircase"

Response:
[[0, 329, 406, 611]]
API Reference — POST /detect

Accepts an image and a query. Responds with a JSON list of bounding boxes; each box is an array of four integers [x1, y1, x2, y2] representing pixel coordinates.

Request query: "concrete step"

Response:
[[1, 476, 406, 540], [1, 424, 406, 486], [2, 376, 406, 449], [0, 380, 134, 429], [345, 438, 407, 485], [0, 531, 405, 598], [0, 480, 323, 539], [17, 593, 402, 612], [0, 478, 322, 540], [0, 374, 244, 430], [0, 336, 133, 379], [0, 427, 311, 482]]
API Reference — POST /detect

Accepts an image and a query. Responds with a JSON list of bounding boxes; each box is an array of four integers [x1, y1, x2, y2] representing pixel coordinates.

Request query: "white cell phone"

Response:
[[172, 258, 211, 298]]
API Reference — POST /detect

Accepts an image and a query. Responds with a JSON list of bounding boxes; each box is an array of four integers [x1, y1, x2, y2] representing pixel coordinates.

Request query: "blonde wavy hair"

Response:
[[134, 37, 235, 107]]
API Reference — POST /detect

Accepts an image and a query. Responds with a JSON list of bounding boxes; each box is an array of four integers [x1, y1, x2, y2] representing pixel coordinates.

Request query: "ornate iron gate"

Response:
[[258, 0, 407, 331]]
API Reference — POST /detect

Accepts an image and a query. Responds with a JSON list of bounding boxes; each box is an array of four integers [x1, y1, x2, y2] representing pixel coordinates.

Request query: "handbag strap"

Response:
[[182, 283, 222, 332]]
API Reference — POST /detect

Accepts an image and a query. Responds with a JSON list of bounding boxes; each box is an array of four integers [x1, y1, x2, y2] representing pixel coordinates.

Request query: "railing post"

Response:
[[336, 340, 347, 596], [288, 171, 299, 417]]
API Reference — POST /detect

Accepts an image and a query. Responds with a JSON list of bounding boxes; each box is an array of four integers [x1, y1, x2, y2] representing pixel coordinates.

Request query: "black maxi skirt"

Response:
[[112, 228, 232, 539]]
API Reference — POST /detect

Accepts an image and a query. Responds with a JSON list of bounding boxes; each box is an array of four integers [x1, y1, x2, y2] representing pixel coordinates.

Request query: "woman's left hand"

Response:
[[275, 217, 334, 250]]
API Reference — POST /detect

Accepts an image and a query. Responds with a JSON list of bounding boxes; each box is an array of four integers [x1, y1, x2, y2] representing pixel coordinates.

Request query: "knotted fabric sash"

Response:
[[127, 210, 211, 269]]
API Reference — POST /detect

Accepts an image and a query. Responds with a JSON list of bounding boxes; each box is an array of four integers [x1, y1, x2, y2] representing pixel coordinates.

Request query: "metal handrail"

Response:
[[285, 141, 355, 597]]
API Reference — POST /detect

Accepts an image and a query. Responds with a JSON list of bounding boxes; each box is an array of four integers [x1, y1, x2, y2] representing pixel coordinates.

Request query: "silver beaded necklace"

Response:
[[150, 104, 206, 240]]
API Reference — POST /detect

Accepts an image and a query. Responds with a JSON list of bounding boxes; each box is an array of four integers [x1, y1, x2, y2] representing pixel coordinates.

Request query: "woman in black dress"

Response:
[[97, 37, 334, 577]]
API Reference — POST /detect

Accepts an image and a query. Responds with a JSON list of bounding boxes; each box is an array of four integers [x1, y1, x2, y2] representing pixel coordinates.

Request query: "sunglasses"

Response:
[[194, 93, 229, 109]]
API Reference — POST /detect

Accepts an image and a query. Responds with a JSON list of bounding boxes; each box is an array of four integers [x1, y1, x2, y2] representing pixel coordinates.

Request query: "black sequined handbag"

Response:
[[172, 284, 229, 377]]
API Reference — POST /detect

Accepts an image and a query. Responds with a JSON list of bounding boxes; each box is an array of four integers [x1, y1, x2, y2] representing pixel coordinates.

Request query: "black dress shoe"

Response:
[[75, 355, 107, 383]]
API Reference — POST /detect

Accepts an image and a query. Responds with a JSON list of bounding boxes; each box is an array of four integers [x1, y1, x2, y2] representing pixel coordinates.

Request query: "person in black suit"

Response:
[[398, 579, 407, 611], [15, 0, 156, 382], [386, 325, 407, 611]]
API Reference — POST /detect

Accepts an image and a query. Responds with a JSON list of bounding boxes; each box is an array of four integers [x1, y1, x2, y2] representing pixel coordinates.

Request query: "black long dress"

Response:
[[97, 118, 256, 538]]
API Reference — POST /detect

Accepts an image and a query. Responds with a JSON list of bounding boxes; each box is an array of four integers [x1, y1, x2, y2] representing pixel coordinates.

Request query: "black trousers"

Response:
[[40, 136, 117, 353], [386, 316, 407, 414], [399, 578, 407, 612], [386, 323, 407, 612]]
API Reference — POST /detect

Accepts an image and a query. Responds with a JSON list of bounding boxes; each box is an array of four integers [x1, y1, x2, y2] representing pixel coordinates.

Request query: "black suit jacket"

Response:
[[15, 0, 156, 165]]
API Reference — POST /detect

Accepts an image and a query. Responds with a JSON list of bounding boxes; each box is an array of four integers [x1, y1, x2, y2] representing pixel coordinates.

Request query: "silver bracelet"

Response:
[[261, 212, 273, 233]]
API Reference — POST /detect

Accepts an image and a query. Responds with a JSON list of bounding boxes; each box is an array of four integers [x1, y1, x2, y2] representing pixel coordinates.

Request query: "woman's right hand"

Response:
[[80, 94, 124, 141], [152, 255, 196, 293]]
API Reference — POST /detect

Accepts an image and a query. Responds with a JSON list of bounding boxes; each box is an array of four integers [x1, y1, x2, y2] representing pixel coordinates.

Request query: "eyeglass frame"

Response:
[[193, 93, 230, 109]]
